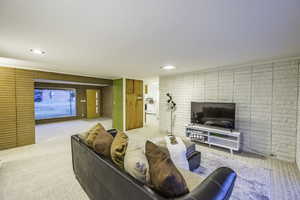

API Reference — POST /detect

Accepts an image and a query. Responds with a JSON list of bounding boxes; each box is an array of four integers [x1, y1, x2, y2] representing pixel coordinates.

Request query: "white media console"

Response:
[[185, 124, 241, 154]]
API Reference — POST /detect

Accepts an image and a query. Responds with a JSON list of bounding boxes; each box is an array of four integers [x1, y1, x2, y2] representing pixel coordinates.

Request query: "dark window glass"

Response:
[[34, 88, 76, 120]]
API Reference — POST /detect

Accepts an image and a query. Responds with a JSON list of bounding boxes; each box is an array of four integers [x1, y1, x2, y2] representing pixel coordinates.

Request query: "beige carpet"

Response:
[[0, 117, 299, 200], [0, 118, 113, 200], [0, 117, 164, 200]]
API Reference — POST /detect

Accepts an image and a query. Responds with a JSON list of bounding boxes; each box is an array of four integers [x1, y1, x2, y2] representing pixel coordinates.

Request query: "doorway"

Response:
[[86, 89, 101, 119], [144, 77, 159, 127]]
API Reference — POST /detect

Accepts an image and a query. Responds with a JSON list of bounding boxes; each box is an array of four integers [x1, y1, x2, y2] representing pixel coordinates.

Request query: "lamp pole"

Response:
[[166, 93, 176, 136]]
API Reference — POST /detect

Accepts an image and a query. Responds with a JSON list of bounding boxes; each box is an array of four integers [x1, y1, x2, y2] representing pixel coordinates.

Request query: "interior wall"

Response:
[[16, 69, 35, 146], [112, 79, 124, 131], [0, 66, 112, 150], [159, 58, 300, 162], [0, 67, 17, 149], [298, 64, 300, 170], [102, 86, 113, 118]]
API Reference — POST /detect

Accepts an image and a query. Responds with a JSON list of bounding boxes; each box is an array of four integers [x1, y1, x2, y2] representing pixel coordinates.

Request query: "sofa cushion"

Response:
[[92, 129, 114, 158], [111, 131, 128, 169], [85, 123, 106, 147], [177, 168, 204, 191], [145, 141, 189, 198], [152, 137, 195, 157], [124, 147, 149, 184]]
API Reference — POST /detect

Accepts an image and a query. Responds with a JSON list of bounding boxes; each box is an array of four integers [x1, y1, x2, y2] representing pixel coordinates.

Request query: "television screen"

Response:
[[191, 102, 235, 129]]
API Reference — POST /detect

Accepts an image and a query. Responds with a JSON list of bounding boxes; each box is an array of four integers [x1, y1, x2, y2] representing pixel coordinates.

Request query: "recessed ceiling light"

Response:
[[30, 48, 46, 55], [161, 65, 176, 70]]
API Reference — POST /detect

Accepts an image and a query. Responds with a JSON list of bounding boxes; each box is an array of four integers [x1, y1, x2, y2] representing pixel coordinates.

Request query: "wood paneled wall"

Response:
[[0, 66, 112, 150], [102, 86, 113, 118], [0, 67, 17, 150], [113, 79, 124, 131], [16, 69, 35, 146], [34, 71, 112, 85]]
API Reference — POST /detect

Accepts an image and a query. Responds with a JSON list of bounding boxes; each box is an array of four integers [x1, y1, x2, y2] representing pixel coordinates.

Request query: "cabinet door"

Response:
[[126, 79, 143, 130]]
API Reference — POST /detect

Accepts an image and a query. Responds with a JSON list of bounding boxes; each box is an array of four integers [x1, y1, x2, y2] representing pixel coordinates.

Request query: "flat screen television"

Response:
[[191, 102, 236, 129]]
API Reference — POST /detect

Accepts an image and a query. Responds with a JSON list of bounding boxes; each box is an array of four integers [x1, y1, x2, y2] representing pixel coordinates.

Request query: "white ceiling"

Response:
[[0, 0, 300, 79]]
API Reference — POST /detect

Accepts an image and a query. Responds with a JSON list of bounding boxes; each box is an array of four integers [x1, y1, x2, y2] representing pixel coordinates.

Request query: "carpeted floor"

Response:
[[195, 151, 272, 200], [0, 117, 300, 200]]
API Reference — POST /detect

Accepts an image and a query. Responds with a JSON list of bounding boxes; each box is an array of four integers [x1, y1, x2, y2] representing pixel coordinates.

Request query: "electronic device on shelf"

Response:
[[191, 102, 235, 130], [186, 123, 241, 154]]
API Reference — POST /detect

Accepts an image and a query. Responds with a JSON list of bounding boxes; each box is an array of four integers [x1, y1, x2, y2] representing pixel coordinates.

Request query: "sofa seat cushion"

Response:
[[177, 168, 204, 191], [145, 141, 189, 198], [93, 129, 114, 158], [151, 137, 195, 158], [111, 131, 129, 169]]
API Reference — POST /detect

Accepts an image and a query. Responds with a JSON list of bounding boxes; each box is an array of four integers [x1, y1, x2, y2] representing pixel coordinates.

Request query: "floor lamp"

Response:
[[166, 93, 176, 136]]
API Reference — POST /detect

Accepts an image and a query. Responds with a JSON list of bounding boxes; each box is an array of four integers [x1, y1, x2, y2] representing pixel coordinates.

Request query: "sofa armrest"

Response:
[[188, 167, 236, 200], [107, 129, 118, 137]]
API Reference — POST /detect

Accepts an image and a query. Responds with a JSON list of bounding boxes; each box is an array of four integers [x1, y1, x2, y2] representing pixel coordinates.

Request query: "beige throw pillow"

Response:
[[78, 131, 89, 141], [93, 130, 114, 158], [124, 148, 149, 184]]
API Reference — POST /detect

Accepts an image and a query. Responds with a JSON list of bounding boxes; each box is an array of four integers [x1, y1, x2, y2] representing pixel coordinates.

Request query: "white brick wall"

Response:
[[272, 61, 298, 162], [297, 63, 300, 170], [159, 58, 300, 162]]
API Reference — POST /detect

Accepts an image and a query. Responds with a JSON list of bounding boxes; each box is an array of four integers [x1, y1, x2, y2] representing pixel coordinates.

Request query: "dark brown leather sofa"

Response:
[[71, 131, 236, 200]]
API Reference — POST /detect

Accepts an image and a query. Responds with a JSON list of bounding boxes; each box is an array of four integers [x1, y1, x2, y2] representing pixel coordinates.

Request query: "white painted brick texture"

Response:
[[297, 63, 300, 170], [159, 59, 300, 162]]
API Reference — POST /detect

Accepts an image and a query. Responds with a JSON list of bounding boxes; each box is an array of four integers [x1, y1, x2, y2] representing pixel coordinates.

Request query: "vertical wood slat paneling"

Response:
[[102, 86, 113, 118], [15, 69, 35, 146], [34, 71, 113, 85], [0, 66, 113, 150], [0, 67, 17, 149]]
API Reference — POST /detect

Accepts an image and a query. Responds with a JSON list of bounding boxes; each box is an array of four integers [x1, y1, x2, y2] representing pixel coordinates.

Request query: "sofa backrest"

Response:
[[71, 134, 236, 200], [71, 135, 165, 200]]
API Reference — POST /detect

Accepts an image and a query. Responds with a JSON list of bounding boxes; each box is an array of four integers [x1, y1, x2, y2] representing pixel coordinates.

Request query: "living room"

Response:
[[0, 1, 300, 200]]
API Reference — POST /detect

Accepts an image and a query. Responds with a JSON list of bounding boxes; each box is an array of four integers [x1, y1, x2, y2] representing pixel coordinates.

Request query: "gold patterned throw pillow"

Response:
[[85, 123, 106, 147], [111, 131, 128, 169]]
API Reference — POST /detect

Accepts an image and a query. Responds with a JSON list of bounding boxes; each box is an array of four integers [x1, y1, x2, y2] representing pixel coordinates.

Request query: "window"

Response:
[[34, 88, 76, 120]]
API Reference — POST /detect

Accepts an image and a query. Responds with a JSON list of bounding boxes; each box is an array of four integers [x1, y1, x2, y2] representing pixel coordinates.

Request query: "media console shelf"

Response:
[[185, 124, 241, 154]]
